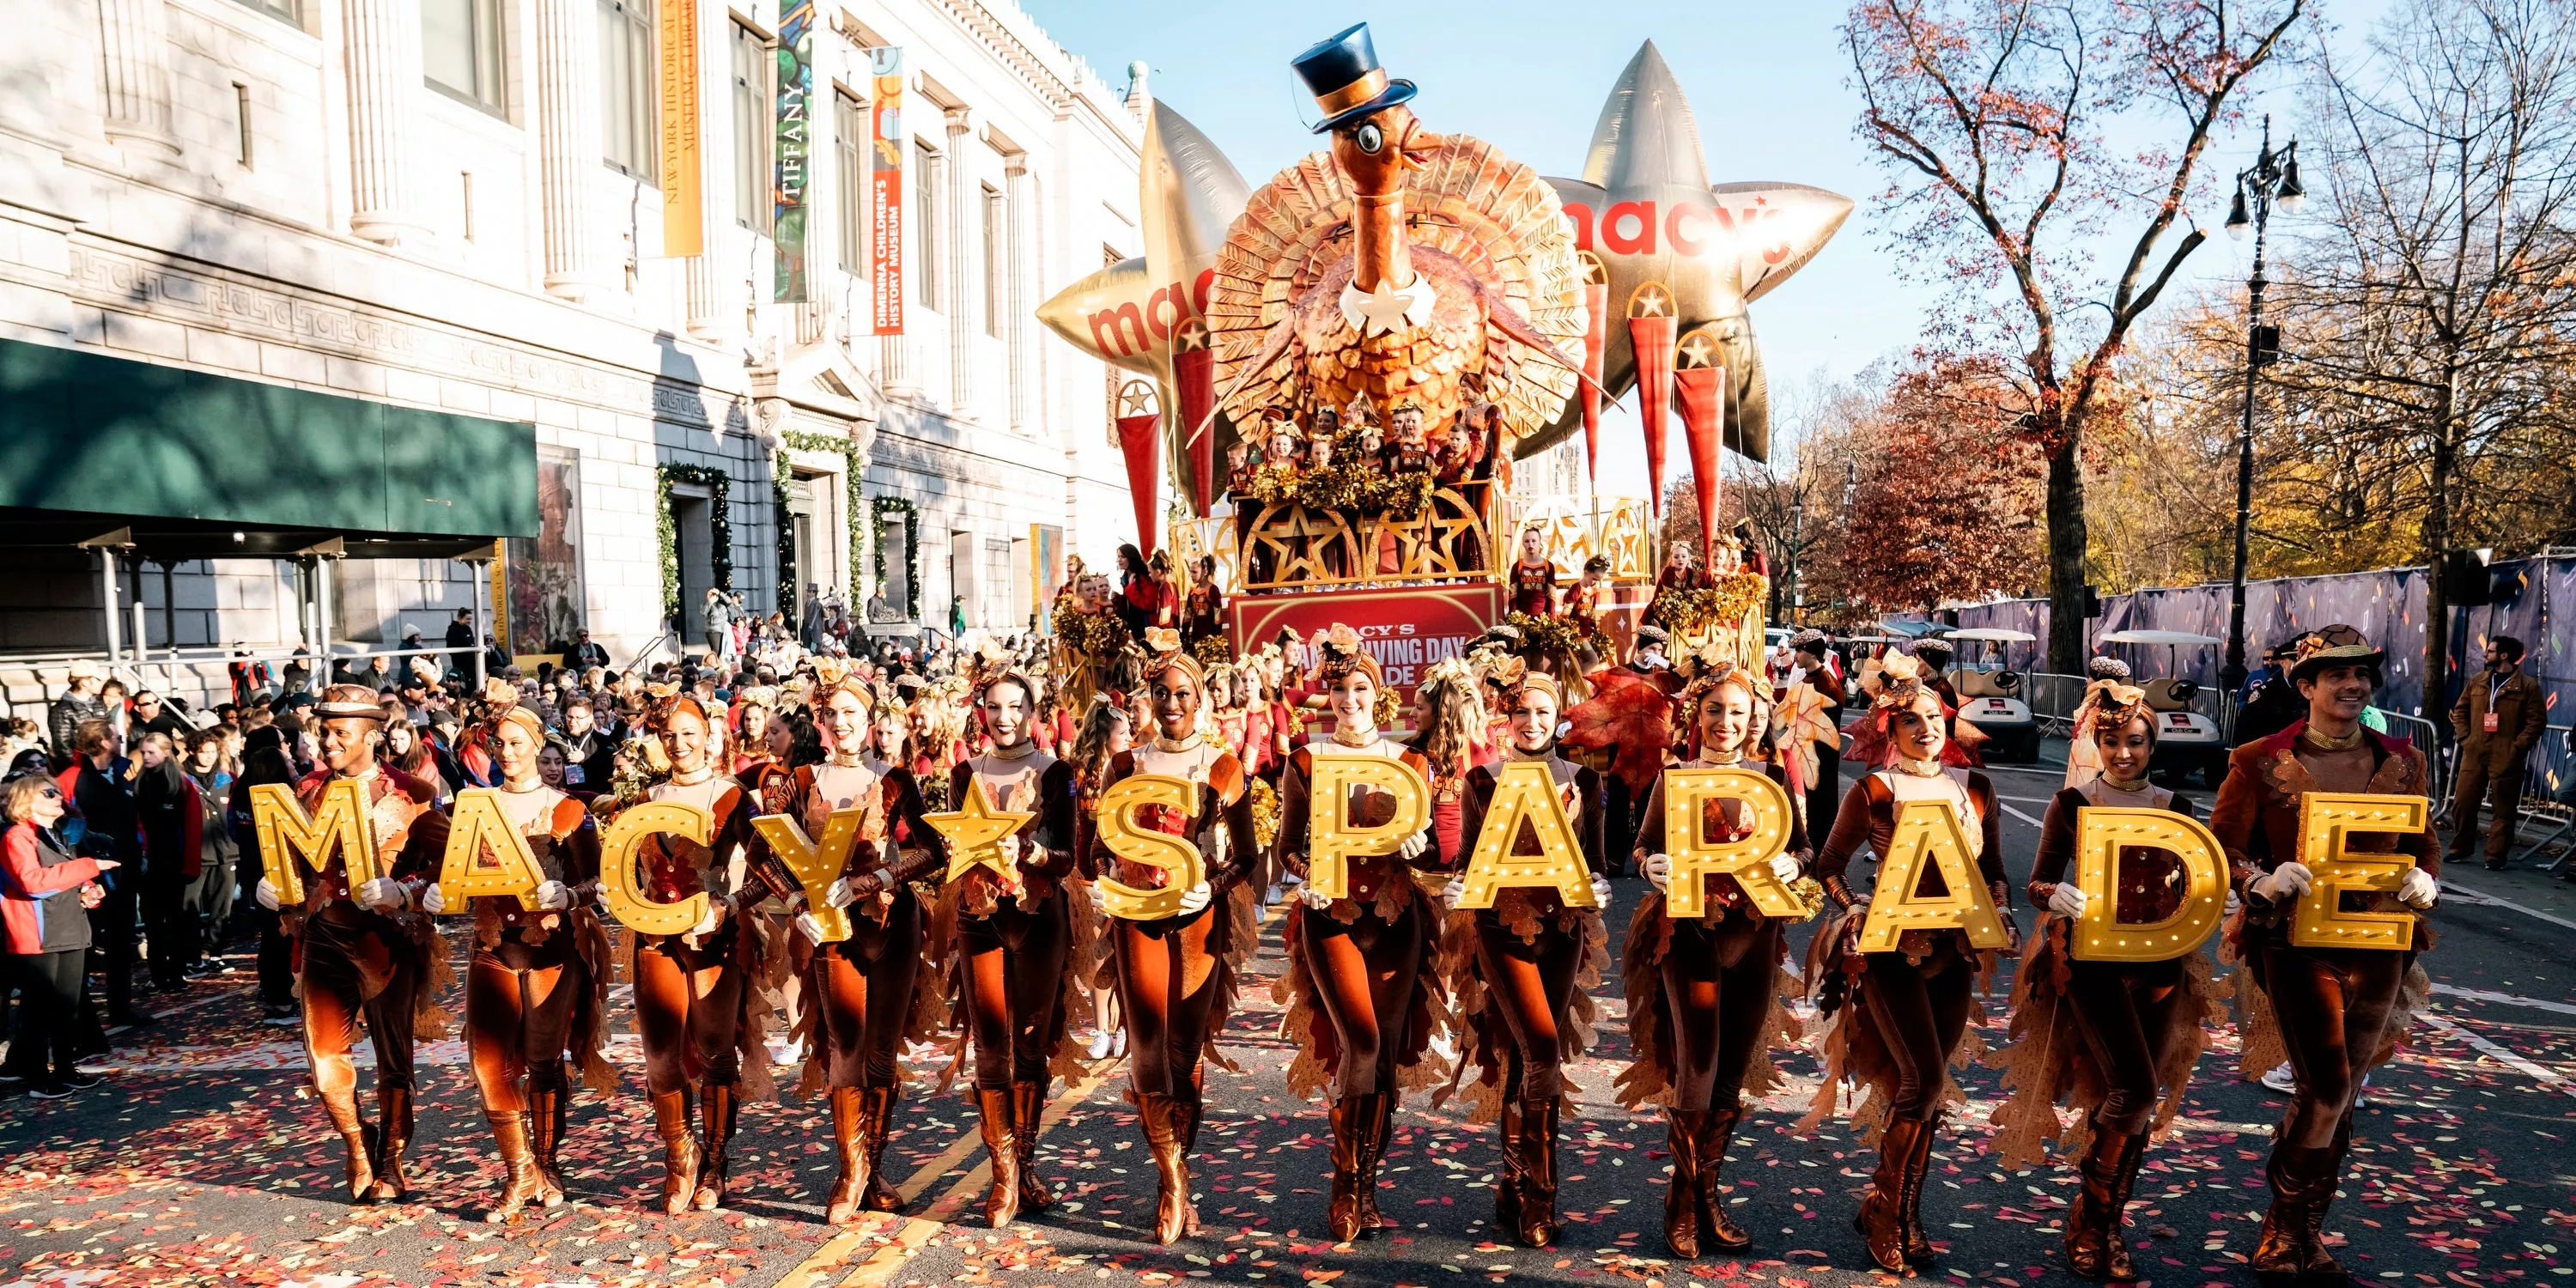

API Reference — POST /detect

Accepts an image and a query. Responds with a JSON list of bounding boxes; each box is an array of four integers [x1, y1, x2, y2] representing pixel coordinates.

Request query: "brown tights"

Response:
[[1657, 914, 1783, 1112], [1297, 900, 1431, 1097], [2063, 958, 2184, 1135], [1472, 915, 1581, 1103], [465, 941, 581, 1112], [2257, 939, 2407, 1148], [300, 914, 422, 1101], [1858, 949, 1975, 1121], [1114, 901, 1224, 1098], [958, 894, 1071, 1090], [634, 926, 746, 1096], [814, 900, 924, 1089]]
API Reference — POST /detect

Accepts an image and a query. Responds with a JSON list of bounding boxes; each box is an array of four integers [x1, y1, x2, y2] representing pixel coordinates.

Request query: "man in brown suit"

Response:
[[2447, 635, 2549, 870]]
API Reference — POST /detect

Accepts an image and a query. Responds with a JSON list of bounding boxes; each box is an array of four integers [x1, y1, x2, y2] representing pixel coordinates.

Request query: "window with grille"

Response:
[[733, 21, 769, 229], [835, 90, 863, 272], [599, 0, 657, 180]]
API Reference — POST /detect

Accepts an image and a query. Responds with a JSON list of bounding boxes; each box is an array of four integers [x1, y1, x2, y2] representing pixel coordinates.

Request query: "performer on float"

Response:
[[760, 662, 941, 1224], [1989, 677, 2227, 1279], [253, 683, 451, 1205], [1435, 663, 1613, 1249], [1273, 625, 1448, 1242], [1648, 543, 1713, 618], [1182, 556, 1225, 649], [1507, 527, 1558, 618], [1801, 656, 2010, 1273], [945, 664, 1083, 1228], [2208, 625, 2438, 1288], [424, 699, 611, 1222], [1086, 641, 1258, 1243], [1567, 556, 1609, 636], [1623, 665, 1810, 1257], [1786, 630, 1849, 841], [619, 690, 762, 1214]]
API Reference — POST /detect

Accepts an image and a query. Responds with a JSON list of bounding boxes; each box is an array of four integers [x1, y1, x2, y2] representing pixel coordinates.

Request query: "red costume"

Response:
[[1506, 559, 1558, 618]]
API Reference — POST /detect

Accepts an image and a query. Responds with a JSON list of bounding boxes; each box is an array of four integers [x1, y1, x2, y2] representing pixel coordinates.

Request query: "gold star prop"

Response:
[[929, 777, 1039, 885]]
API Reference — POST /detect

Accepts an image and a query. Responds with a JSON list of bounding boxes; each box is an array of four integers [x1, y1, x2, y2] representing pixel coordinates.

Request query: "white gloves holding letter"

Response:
[[355, 877, 407, 913], [1175, 881, 1213, 916], [1769, 854, 1802, 887], [1298, 882, 1336, 910], [1441, 875, 1467, 910], [2248, 862, 2312, 903], [1398, 830, 1430, 863], [1642, 853, 1671, 894], [255, 878, 283, 912], [2047, 883, 2089, 919], [795, 910, 829, 945], [418, 882, 447, 914], [1641, 853, 1799, 896], [533, 880, 572, 911], [2399, 867, 2439, 909], [1589, 872, 1614, 908]]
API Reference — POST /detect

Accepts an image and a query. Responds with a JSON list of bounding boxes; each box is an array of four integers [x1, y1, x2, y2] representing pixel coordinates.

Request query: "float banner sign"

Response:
[[772, 0, 815, 302], [658, 0, 703, 257], [1228, 585, 1500, 709], [867, 47, 904, 335]]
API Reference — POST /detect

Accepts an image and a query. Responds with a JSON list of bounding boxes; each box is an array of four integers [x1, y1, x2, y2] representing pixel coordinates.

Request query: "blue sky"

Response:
[[1022, 0, 2347, 496]]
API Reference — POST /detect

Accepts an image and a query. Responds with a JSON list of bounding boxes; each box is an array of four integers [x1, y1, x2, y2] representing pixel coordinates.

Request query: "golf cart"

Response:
[[1943, 628, 2040, 763], [2097, 629, 2227, 787]]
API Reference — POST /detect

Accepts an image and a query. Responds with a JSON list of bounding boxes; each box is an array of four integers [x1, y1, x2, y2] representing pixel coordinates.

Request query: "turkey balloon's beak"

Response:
[[1401, 129, 1444, 171]]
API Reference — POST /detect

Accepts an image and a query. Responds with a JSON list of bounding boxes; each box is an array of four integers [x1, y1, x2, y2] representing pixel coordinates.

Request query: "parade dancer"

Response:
[[1087, 645, 1258, 1243], [2208, 625, 2438, 1288], [424, 700, 611, 1222], [1506, 528, 1558, 617], [945, 665, 1082, 1228], [1273, 625, 1448, 1242], [252, 684, 451, 1205], [1989, 677, 2227, 1279], [1435, 665, 1613, 1249], [1801, 657, 2010, 1273], [617, 692, 763, 1214], [1622, 665, 1809, 1257]]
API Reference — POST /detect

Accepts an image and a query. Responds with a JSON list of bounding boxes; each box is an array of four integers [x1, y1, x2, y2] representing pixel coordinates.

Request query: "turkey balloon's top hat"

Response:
[[1292, 23, 1417, 133]]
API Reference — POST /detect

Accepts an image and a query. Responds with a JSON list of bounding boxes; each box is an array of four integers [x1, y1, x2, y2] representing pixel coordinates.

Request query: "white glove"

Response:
[[690, 900, 725, 938], [355, 878, 406, 913], [825, 877, 860, 909], [1642, 853, 1672, 894], [1589, 873, 1613, 908], [1441, 874, 1467, 910], [255, 878, 283, 911], [419, 882, 447, 914], [1087, 881, 1111, 914], [1298, 883, 1335, 910], [1768, 853, 1802, 886], [2047, 883, 2090, 919], [534, 880, 572, 911], [1176, 881, 1213, 915], [2225, 888, 2243, 919], [1397, 831, 1430, 862], [794, 910, 829, 945], [2399, 867, 2439, 909], [2249, 862, 2312, 902]]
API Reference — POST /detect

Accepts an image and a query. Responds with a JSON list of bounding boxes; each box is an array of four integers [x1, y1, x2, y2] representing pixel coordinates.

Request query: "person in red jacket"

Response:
[[2, 774, 112, 1098]]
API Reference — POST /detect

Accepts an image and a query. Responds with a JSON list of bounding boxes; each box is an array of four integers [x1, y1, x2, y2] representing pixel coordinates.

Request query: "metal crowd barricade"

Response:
[[2367, 708, 2451, 813], [2518, 723, 2576, 868], [2026, 672, 2088, 738]]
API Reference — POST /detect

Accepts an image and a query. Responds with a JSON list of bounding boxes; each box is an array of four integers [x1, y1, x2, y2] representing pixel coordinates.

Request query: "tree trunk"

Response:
[[2421, 371, 2458, 720], [2045, 429, 2089, 674]]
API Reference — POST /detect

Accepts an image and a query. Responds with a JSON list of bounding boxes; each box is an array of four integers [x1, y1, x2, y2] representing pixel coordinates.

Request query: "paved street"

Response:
[[6, 750, 2575, 1288]]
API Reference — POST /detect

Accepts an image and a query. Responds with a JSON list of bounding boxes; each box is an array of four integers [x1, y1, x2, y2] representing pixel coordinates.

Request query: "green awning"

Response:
[[0, 337, 535, 554]]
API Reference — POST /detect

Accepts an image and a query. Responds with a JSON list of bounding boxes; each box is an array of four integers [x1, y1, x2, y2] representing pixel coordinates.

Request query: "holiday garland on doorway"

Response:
[[656, 463, 733, 629], [775, 429, 869, 615], [871, 495, 920, 621]]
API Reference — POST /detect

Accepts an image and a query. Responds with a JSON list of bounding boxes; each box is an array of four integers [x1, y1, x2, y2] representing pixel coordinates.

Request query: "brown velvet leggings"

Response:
[[813, 898, 924, 1089], [2064, 957, 2185, 1135], [958, 893, 1071, 1090], [1658, 912, 1783, 1113], [2257, 936, 2408, 1149], [465, 937, 582, 1113], [1472, 914, 1581, 1103], [634, 924, 745, 1096], [298, 912, 422, 1100], [1113, 900, 1225, 1099], [1858, 948, 1976, 1122], [1296, 898, 1432, 1098]]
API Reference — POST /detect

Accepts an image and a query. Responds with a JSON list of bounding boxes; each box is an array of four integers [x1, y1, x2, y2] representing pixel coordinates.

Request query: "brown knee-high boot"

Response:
[[1139, 1093, 1197, 1244], [528, 1087, 566, 1207], [1325, 1091, 1379, 1243], [975, 1087, 1020, 1228], [2302, 1117, 2355, 1284], [1353, 1092, 1395, 1238], [2101, 1129, 2148, 1281], [692, 1084, 737, 1211], [1696, 1105, 1752, 1252], [317, 1083, 379, 1204], [367, 1086, 415, 1203], [824, 1086, 868, 1225], [2064, 1127, 2133, 1278], [1515, 1096, 1560, 1248], [1492, 1099, 1525, 1236], [2253, 1143, 2340, 1288], [1662, 1108, 1708, 1258], [1899, 1112, 1941, 1266], [860, 1086, 905, 1212], [651, 1090, 700, 1217], [1013, 1081, 1056, 1210], [485, 1112, 542, 1224], [1855, 1117, 1923, 1273]]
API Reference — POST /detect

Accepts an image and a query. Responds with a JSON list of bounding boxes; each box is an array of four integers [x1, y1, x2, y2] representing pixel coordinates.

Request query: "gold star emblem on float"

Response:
[[929, 778, 1038, 884]]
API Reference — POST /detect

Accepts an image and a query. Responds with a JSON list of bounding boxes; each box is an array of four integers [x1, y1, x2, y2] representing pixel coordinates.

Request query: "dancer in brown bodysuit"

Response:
[[424, 700, 611, 1222], [1087, 647, 1258, 1243], [1273, 624, 1446, 1242], [945, 667, 1081, 1228], [1623, 665, 1811, 1258], [252, 683, 450, 1206], [2208, 625, 2438, 1288], [1801, 657, 2010, 1273], [1989, 677, 2228, 1279], [1433, 665, 1613, 1249]]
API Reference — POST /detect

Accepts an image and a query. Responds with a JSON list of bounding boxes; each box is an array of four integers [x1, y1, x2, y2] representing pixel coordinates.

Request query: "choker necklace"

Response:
[[1508, 744, 1557, 761], [671, 767, 714, 786], [827, 751, 867, 768], [2099, 772, 2153, 793], [502, 779, 548, 794], [1893, 756, 1945, 778], [1331, 726, 1378, 748], [1153, 732, 1204, 754], [2301, 724, 2364, 751], [987, 739, 1036, 762], [1700, 752, 1744, 767]]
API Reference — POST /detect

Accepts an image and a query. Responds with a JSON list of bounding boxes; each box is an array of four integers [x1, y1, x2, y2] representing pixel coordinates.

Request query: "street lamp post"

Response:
[[2218, 115, 2304, 696], [1789, 495, 1806, 625]]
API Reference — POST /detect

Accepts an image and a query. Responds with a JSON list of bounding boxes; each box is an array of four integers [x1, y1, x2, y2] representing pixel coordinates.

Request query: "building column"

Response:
[[343, 0, 423, 244], [945, 106, 975, 415], [535, 0, 601, 300], [96, 0, 179, 153], [1005, 156, 1030, 432]]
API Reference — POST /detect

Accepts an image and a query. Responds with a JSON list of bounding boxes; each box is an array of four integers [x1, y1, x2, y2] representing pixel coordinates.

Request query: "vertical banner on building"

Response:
[[867, 47, 905, 336], [772, 0, 815, 302], [658, 0, 703, 258], [1030, 524, 1062, 631], [488, 549, 511, 659]]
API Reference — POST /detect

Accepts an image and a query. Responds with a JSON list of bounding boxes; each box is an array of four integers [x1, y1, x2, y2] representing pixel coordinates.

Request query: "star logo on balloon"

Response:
[[928, 778, 1037, 884]]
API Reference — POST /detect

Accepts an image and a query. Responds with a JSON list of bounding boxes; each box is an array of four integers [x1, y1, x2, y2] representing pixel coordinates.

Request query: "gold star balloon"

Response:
[[929, 776, 1040, 885], [1537, 40, 1853, 485]]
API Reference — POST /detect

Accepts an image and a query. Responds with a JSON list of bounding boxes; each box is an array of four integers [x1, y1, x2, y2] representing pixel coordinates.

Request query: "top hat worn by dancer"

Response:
[[1986, 675, 2227, 1280], [1084, 637, 1261, 1244], [1272, 624, 1451, 1243], [422, 692, 614, 1223], [1621, 662, 1813, 1259], [254, 683, 453, 1206], [1429, 659, 1613, 1249], [1797, 655, 2011, 1273], [2208, 625, 2438, 1288]]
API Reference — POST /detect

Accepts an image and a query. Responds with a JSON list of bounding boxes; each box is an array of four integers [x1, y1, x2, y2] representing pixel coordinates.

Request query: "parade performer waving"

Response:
[[424, 697, 612, 1222], [1087, 636, 1260, 1243], [254, 683, 452, 1206], [1434, 661, 1612, 1249], [1988, 677, 2227, 1279], [1273, 625, 1449, 1242], [1800, 656, 2011, 1273], [2208, 625, 2437, 1288], [1619, 664, 1810, 1258]]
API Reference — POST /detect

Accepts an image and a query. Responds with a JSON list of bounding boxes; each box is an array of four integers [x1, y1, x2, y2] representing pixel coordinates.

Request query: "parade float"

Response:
[[1037, 33, 1848, 705]]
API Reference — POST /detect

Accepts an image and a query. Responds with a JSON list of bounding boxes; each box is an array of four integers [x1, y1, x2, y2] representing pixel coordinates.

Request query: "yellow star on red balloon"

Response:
[[929, 778, 1038, 884]]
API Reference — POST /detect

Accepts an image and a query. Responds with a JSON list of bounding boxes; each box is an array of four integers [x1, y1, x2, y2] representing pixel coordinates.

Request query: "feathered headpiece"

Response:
[[1139, 626, 1204, 690], [2063, 677, 2153, 790], [1315, 623, 1381, 688], [811, 657, 872, 712], [1844, 653, 1976, 770]]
